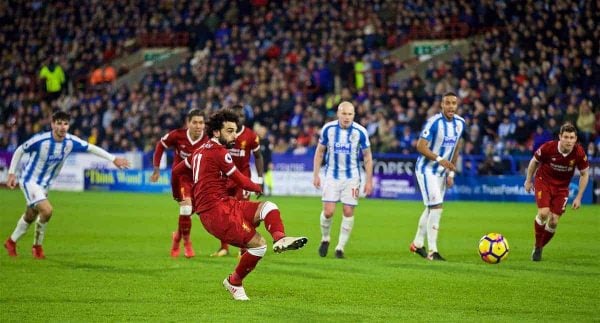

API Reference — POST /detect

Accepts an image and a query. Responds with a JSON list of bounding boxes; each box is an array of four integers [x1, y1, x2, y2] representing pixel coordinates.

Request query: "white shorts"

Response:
[[20, 181, 49, 207], [415, 173, 446, 207], [321, 177, 360, 206]]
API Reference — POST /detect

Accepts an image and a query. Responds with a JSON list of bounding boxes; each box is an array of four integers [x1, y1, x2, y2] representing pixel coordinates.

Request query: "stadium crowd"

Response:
[[0, 0, 599, 174]]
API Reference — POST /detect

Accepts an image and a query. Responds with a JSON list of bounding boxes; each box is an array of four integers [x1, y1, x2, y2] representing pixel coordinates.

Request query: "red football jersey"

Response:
[[228, 126, 259, 175], [154, 128, 208, 170], [188, 139, 238, 213], [534, 140, 589, 188]]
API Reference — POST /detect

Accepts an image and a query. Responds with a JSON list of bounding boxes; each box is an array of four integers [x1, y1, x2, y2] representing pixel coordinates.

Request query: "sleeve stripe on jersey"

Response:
[[252, 146, 260, 152], [226, 166, 237, 176], [160, 140, 169, 148]]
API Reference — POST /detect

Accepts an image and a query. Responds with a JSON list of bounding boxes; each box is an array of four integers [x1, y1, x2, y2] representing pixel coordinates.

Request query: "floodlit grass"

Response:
[[1, 190, 598, 322]]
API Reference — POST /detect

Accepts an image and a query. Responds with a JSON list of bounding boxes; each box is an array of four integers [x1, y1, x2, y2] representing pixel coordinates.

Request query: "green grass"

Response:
[[1, 190, 598, 322]]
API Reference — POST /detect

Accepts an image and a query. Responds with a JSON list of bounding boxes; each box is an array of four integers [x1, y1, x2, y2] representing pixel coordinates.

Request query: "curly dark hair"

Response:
[[206, 109, 239, 136]]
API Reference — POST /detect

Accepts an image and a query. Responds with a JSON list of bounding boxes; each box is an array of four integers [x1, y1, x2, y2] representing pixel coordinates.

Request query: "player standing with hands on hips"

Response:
[[4, 110, 130, 259], [524, 123, 589, 261], [409, 92, 465, 261], [313, 101, 373, 259]]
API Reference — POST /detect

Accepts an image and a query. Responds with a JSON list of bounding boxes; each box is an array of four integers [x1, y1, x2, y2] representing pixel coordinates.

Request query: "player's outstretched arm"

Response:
[[86, 144, 130, 169], [6, 145, 25, 189], [229, 169, 262, 194], [572, 168, 589, 210]]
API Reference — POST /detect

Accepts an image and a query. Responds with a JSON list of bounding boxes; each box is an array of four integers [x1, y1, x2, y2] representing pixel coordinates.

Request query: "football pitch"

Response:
[[1, 190, 598, 322]]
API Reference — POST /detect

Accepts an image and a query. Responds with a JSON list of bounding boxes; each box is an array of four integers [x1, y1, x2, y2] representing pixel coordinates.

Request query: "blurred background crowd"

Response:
[[0, 0, 598, 174]]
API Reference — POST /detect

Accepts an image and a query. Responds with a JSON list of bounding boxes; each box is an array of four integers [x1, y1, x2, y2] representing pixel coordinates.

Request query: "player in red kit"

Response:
[[150, 109, 208, 258], [524, 123, 590, 261], [212, 104, 265, 257], [172, 109, 307, 300]]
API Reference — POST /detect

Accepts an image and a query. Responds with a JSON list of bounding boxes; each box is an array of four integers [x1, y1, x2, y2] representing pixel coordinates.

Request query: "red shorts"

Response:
[[534, 179, 569, 215], [198, 197, 260, 247], [171, 173, 193, 202]]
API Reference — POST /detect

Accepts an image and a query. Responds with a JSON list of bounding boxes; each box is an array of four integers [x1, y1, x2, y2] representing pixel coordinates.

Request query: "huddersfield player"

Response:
[[4, 110, 130, 259], [410, 92, 465, 261], [312, 101, 373, 259]]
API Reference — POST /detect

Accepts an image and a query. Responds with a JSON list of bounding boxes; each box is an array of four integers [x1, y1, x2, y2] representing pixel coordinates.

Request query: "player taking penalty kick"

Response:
[[524, 123, 589, 261], [173, 109, 307, 300]]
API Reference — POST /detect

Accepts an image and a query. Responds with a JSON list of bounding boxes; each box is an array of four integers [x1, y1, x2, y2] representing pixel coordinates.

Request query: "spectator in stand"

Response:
[[39, 57, 65, 104]]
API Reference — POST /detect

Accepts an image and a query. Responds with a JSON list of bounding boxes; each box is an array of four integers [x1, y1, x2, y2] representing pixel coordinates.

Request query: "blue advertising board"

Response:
[[84, 169, 172, 193]]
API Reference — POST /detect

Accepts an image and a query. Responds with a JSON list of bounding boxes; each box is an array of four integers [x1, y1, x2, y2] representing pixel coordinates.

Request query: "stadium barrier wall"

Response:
[[0, 151, 142, 191], [0, 150, 597, 204]]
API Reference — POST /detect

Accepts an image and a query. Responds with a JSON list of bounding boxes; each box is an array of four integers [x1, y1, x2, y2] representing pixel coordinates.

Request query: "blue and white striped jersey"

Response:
[[319, 120, 370, 180], [416, 113, 466, 176], [19, 132, 90, 187]]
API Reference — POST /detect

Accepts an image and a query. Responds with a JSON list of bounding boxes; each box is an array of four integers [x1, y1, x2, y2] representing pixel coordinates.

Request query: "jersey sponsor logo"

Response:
[[229, 148, 246, 157], [333, 142, 351, 154], [47, 153, 64, 162], [441, 136, 457, 147]]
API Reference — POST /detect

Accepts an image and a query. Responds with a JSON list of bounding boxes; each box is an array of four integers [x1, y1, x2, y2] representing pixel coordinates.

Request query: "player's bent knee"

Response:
[[179, 205, 193, 216], [247, 245, 267, 257], [259, 201, 278, 220]]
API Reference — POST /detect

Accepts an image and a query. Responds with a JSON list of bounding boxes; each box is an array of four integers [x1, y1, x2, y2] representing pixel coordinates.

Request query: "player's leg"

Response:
[[540, 190, 568, 250], [319, 178, 339, 257], [224, 232, 267, 301], [244, 200, 307, 253], [31, 199, 53, 259], [532, 180, 555, 261], [423, 175, 445, 260], [410, 207, 429, 258], [178, 198, 195, 258], [4, 206, 38, 257], [334, 178, 360, 258]]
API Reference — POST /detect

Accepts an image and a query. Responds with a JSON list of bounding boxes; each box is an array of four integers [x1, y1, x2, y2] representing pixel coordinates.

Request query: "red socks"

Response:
[[264, 209, 285, 241], [178, 215, 191, 242], [534, 218, 556, 248], [229, 252, 262, 286], [541, 228, 555, 247], [534, 219, 545, 248], [220, 241, 229, 251]]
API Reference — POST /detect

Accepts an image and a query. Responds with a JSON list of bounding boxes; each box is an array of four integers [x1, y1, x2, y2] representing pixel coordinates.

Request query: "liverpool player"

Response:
[[173, 109, 307, 300], [150, 109, 208, 258], [524, 123, 589, 261], [211, 104, 265, 257]]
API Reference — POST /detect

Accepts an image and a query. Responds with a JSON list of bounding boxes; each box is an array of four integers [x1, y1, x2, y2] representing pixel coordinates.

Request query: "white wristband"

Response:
[[448, 171, 455, 178], [256, 177, 264, 184], [435, 156, 443, 162]]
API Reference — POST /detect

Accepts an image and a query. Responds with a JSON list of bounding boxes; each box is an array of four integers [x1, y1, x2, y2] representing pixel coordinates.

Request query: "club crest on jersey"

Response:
[[224, 153, 233, 163], [350, 133, 359, 142], [240, 141, 246, 149]]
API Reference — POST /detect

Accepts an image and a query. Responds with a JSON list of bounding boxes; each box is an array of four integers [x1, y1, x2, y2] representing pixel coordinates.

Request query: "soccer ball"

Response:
[[478, 233, 509, 264]]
